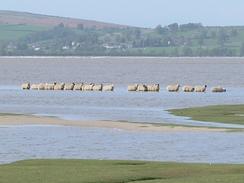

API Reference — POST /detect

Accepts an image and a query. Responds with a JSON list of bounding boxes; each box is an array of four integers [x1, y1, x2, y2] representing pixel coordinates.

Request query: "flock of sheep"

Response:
[[166, 84, 226, 92], [21, 83, 114, 91], [21, 83, 226, 93]]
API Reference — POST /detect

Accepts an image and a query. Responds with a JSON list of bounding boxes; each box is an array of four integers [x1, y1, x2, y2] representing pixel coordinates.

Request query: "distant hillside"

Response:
[[0, 10, 128, 29], [0, 11, 244, 57]]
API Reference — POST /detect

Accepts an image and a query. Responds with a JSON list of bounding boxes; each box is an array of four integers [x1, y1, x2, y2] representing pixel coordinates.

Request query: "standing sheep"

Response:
[[64, 83, 75, 90], [31, 84, 39, 90], [212, 86, 226, 93], [195, 85, 207, 92], [128, 84, 138, 91], [38, 83, 46, 90], [82, 83, 94, 91], [103, 84, 114, 91], [167, 84, 180, 92], [137, 84, 148, 92], [45, 83, 56, 90], [73, 83, 83, 91], [21, 83, 30, 90], [93, 84, 103, 91], [182, 85, 195, 92], [54, 83, 65, 90], [147, 84, 160, 92]]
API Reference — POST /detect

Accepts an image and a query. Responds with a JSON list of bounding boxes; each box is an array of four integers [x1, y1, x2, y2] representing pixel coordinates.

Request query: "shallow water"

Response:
[[0, 87, 244, 128], [0, 57, 244, 127], [1, 125, 244, 164], [1, 57, 244, 164]]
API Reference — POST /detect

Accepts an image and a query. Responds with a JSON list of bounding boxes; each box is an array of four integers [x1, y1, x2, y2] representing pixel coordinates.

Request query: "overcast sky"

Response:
[[2, 0, 244, 27]]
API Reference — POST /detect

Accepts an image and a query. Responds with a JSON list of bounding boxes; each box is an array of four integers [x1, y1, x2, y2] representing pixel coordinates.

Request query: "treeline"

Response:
[[1, 22, 244, 56]]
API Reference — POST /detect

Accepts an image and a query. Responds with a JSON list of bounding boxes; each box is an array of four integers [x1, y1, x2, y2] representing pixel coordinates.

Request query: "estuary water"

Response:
[[0, 57, 244, 127], [0, 57, 244, 164], [1, 125, 244, 165]]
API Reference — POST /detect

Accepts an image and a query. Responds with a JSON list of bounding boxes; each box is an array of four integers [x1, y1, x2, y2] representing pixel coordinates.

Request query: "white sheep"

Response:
[[103, 84, 114, 91], [167, 84, 180, 92], [212, 86, 226, 93], [195, 85, 207, 92], [182, 85, 194, 92], [128, 84, 138, 91], [21, 83, 30, 90]]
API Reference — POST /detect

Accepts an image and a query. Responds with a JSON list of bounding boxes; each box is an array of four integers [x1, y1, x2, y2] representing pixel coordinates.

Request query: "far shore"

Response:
[[0, 113, 236, 132], [0, 56, 244, 59]]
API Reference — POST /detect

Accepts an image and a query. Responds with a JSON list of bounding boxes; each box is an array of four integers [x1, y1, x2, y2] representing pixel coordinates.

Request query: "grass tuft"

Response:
[[169, 105, 244, 125]]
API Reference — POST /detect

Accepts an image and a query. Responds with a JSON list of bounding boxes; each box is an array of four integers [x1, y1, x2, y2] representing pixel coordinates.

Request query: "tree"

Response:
[[0, 43, 6, 55], [200, 30, 208, 39], [180, 23, 203, 31], [218, 29, 228, 46], [240, 43, 244, 56], [198, 38, 204, 47], [155, 25, 167, 34], [134, 28, 141, 39], [77, 23, 84, 30], [17, 42, 28, 50], [210, 31, 217, 38], [230, 29, 238, 37], [168, 23, 179, 32]]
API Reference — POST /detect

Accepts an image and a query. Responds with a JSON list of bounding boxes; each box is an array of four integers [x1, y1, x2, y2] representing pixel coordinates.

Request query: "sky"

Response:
[[1, 0, 244, 28]]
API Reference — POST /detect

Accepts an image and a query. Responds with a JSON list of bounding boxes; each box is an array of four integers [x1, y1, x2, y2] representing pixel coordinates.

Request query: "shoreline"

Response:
[[0, 113, 235, 132], [0, 56, 244, 59]]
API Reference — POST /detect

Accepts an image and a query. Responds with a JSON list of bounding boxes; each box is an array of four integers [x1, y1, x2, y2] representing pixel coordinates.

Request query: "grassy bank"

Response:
[[169, 105, 244, 125], [0, 24, 49, 41], [1, 159, 244, 183]]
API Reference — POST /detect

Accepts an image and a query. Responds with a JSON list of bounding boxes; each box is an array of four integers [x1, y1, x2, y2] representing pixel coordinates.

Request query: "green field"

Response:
[[0, 24, 49, 41], [1, 11, 244, 56], [169, 105, 244, 125], [1, 159, 244, 183]]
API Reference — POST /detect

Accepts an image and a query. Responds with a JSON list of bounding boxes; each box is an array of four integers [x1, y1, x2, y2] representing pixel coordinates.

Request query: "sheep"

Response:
[[93, 84, 103, 91], [21, 83, 30, 90], [147, 84, 160, 92], [103, 84, 114, 91], [54, 83, 65, 90], [195, 85, 207, 92], [31, 84, 39, 90], [73, 83, 83, 91], [45, 83, 56, 90], [64, 83, 75, 90], [167, 84, 180, 92], [212, 86, 226, 93], [137, 84, 148, 92], [82, 83, 94, 91], [38, 83, 46, 90], [182, 85, 195, 92], [128, 84, 138, 91]]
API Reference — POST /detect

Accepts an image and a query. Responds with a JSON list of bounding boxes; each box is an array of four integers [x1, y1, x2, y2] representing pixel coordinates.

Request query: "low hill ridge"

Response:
[[0, 10, 128, 29]]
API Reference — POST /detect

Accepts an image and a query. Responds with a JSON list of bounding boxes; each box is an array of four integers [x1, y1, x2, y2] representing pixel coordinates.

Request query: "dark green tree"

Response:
[[218, 29, 228, 46], [168, 23, 179, 32], [77, 23, 84, 30], [230, 29, 238, 37], [134, 29, 141, 39], [240, 43, 244, 56]]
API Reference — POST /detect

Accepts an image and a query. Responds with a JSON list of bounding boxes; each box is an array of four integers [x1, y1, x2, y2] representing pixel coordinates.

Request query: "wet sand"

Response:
[[0, 113, 230, 132]]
